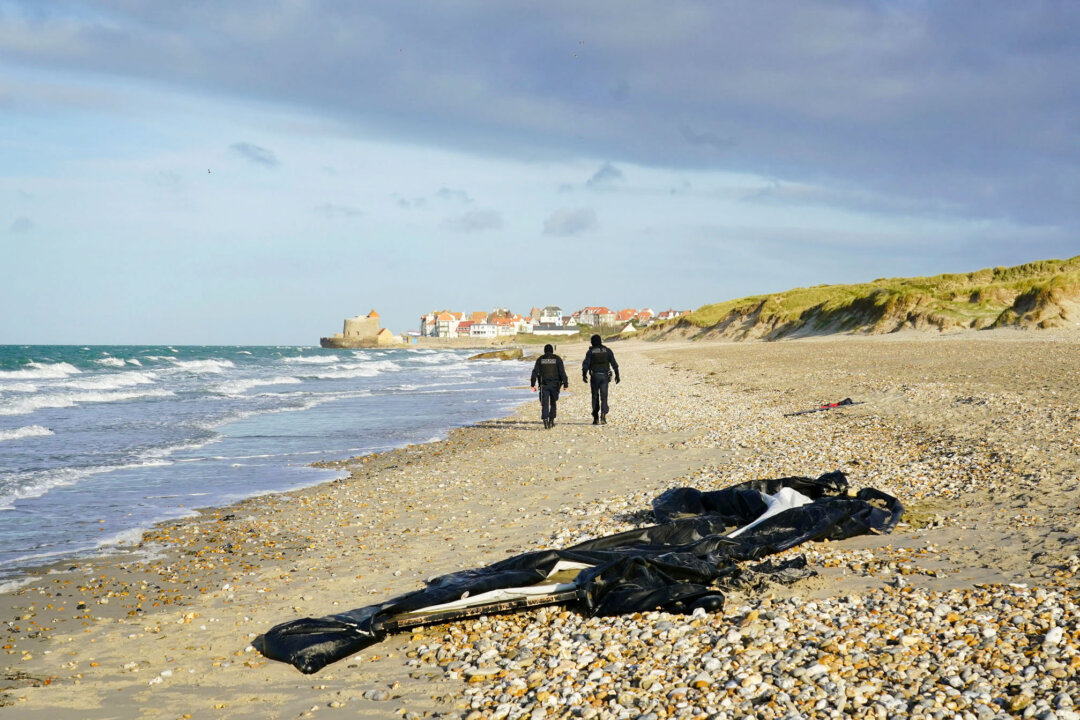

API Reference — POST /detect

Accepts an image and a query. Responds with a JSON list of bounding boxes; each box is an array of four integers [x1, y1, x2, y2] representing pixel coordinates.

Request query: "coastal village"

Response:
[[320, 306, 692, 347]]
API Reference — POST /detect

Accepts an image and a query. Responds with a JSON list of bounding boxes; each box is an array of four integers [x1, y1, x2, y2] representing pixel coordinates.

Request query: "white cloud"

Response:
[[543, 207, 598, 237], [9, 217, 33, 234], [435, 187, 473, 204], [443, 209, 502, 232], [230, 142, 280, 167], [313, 203, 363, 218], [586, 162, 625, 189]]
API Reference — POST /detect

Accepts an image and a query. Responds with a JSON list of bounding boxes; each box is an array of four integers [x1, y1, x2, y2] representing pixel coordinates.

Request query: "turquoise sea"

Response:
[[0, 345, 529, 587]]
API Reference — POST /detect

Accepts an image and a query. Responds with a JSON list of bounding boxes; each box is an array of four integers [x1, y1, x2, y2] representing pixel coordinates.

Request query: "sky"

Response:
[[1, 1, 1078, 344]]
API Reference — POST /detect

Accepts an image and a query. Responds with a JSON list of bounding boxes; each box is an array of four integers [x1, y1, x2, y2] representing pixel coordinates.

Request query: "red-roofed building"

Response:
[[435, 311, 459, 337], [578, 306, 616, 326], [491, 316, 517, 336]]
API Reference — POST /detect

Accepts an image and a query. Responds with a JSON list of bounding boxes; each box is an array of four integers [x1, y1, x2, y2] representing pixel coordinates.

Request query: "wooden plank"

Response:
[[381, 589, 582, 632]]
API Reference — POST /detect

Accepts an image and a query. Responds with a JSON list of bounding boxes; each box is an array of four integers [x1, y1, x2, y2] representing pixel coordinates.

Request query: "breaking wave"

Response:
[[63, 371, 156, 391], [0, 388, 175, 416], [311, 360, 401, 379], [0, 460, 171, 510], [0, 425, 54, 442], [0, 362, 82, 380], [0, 382, 39, 393], [283, 355, 340, 364], [213, 376, 302, 395], [168, 358, 235, 373]]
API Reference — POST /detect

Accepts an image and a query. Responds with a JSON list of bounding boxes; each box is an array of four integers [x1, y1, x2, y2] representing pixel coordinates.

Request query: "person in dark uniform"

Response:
[[581, 334, 620, 424], [530, 344, 568, 429]]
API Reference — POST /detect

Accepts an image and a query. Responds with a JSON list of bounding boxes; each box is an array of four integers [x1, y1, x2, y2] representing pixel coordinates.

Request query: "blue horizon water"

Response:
[[0, 345, 531, 587]]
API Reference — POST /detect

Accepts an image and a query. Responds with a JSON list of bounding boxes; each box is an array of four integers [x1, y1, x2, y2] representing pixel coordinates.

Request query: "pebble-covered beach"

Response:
[[3, 332, 1079, 719]]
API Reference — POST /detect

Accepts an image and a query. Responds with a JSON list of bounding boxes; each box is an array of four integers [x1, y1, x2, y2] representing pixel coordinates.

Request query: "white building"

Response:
[[578, 306, 616, 327], [540, 306, 562, 325], [419, 312, 437, 336], [435, 312, 460, 338], [533, 323, 579, 336]]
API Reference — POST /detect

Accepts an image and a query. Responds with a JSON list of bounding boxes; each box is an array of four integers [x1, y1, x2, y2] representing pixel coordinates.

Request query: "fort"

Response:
[[319, 310, 400, 348]]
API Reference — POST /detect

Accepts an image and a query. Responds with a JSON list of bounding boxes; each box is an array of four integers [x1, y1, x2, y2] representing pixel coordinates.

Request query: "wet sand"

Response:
[[3, 330, 1079, 718]]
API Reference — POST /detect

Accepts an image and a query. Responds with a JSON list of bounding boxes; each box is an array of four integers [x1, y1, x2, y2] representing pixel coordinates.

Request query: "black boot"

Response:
[[600, 414, 607, 425], [592, 416, 599, 425]]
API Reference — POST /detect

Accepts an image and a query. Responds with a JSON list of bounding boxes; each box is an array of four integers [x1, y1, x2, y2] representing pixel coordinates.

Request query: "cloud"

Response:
[[398, 187, 473, 209], [9, 217, 33, 234], [442, 209, 502, 232], [5, 3, 1080, 227], [435, 187, 473, 204], [745, 180, 963, 217], [680, 126, 733, 151], [543, 207, 598, 237], [586, 162, 625, 189], [313, 203, 363, 218], [230, 142, 280, 167], [395, 195, 427, 209]]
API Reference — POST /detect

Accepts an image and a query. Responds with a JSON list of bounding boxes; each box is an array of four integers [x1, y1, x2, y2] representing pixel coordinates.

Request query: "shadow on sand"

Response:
[[471, 419, 597, 430]]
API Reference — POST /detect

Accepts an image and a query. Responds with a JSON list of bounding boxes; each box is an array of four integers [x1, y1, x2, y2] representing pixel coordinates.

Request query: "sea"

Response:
[[0, 345, 531, 589]]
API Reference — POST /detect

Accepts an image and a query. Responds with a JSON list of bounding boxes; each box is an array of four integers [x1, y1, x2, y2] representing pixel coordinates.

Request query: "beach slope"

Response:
[[4, 331, 1080, 718]]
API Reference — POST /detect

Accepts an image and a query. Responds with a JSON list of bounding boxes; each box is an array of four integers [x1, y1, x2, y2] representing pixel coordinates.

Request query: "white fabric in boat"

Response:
[[727, 487, 813, 539]]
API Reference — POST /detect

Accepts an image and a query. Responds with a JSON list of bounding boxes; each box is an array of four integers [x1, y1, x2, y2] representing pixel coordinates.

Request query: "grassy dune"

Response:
[[648, 256, 1080, 341]]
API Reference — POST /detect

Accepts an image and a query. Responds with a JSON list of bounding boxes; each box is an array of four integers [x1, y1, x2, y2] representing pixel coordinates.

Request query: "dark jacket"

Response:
[[531, 352, 568, 386], [582, 345, 619, 380]]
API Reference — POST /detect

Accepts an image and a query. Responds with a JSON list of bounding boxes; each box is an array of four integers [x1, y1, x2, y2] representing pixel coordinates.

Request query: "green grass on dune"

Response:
[[677, 255, 1080, 335]]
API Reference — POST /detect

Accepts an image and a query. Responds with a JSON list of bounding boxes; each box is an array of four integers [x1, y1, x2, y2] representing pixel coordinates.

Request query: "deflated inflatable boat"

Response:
[[257, 471, 901, 673]]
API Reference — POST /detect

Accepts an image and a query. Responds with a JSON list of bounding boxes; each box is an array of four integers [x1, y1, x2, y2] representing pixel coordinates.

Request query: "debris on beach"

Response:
[[783, 398, 862, 417], [257, 471, 901, 673]]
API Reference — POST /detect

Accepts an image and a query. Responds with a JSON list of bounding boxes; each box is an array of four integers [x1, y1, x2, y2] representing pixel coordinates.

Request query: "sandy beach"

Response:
[[4, 331, 1080, 719]]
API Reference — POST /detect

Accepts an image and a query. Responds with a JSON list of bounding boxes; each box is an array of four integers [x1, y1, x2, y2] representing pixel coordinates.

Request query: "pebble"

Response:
[[9, 336, 1080, 720], [386, 345, 1080, 719]]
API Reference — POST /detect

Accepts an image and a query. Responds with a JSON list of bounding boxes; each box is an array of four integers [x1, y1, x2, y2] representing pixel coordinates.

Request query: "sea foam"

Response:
[[212, 376, 302, 395], [0, 459, 174, 509], [0, 382, 39, 393], [63, 371, 156, 391], [283, 355, 340, 364], [0, 388, 175, 416], [312, 359, 401, 379], [168, 358, 236, 373], [0, 425, 55, 442], [0, 361, 81, 380]]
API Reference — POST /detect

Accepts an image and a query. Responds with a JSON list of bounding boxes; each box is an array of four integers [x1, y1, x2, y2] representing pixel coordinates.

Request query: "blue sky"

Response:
[[2, 1, 1078, 344]]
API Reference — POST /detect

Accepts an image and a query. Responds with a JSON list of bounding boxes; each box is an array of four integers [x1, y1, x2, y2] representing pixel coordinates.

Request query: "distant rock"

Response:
[[468, 348, 523, 361]]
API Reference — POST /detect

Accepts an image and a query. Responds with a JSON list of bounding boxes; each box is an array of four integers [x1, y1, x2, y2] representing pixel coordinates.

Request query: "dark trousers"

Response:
[[539, 381, 562, 420], [589, 372, 610, 418]]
